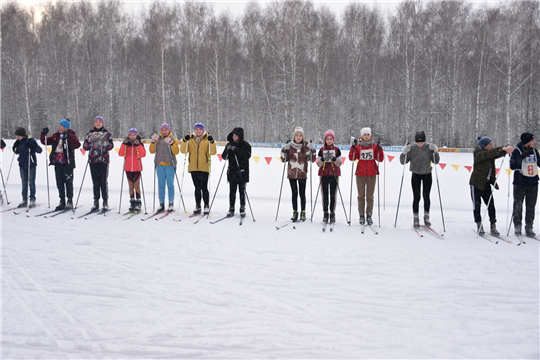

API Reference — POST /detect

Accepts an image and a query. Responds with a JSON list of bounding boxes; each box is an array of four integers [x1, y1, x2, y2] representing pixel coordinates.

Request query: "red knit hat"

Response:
[[324, 129, 335, 141]]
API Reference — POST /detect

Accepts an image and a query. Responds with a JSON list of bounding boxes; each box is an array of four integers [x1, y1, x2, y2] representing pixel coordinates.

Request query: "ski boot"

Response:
[[29, 200, 36, 208], [65, 199, 73, 210], [157, 203, 165, 213], [55, 199, 66, 211], [102, 202, 109, 211], [291, 210, 298, 222], [203, 205, 210, 216], [330, 212, 336, 224], [90, 200, 99, 212], [359, 214, 365, 225], [366, 214, 373, 226], [490, 222, 500, 236], [300, 210, 306, 222], [168, 203, 174, 212], [525, 226, 536, 238], [514, 225, 522, 236], [240, 205, 246, 218], [227, 207, 235, 217], [323, 212, 329, 224], [424, 212, 431, 227], [413, 213, 420, 229], [129, 199, 135, 212], [17, 201, 27, 208], [193, 205, 201, 215], [476, 222, 485, 236], [134, 200, 141, 212]]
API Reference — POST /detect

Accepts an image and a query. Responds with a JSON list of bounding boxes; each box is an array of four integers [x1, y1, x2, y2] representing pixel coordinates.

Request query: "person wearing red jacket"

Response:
[[317, 129, 342, 224], [118, 128, 146, 212], [348, 127, 384, 225]]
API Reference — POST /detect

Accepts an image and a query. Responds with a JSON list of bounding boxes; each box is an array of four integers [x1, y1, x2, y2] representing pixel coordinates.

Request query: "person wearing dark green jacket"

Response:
[[469, 136, 513, 236]]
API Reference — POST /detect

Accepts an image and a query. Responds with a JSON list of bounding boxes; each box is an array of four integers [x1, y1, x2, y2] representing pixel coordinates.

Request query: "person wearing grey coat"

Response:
[[400, 130, 440, 229]]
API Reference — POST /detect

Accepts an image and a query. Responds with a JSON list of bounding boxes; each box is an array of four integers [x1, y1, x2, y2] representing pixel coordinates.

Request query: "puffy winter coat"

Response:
[[118, 136, 146, 172], [510, 142, 539, 186], [150, 133, 179, 167], [280, 141, 316, 180], [317, 145, 342, 177], [40, 129, 81, 168], [469, 146, 506, 190], [83, 127, 114, 164], [399, 143, 440, 175], [349, 140, 384, 176], [180, 131, 216, 173], [223, 127, 251, 183], [13, 136, 42, 169]]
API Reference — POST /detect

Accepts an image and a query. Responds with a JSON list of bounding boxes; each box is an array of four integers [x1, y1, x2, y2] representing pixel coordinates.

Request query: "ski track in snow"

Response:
[[2, 142, 539, 358]]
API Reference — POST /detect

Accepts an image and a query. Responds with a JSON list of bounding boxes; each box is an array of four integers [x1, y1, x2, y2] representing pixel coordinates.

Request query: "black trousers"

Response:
[[321, 176, 337, 214], [191, 171, 209, 207], [229, 177, 246, 208], [471, 183, 496, 224], [54, 164, 74, 201], [411, 173, 432, 214], [289, 178, 307, 212], [90, 163, 109, 203], [513, 185, 538, 228]]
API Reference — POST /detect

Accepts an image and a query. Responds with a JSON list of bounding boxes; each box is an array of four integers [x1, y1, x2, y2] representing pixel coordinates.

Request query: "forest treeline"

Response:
[[2, 0, 539, 146]]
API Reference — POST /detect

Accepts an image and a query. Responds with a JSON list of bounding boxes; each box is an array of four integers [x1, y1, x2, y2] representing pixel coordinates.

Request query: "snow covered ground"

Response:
[[2, 139, 539, 359]]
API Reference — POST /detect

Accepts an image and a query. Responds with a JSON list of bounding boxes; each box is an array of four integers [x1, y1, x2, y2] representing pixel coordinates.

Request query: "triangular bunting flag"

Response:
[[495, 168, 500, 175], [388, 155, 394, 162], [265, 157, 272, 165], [341, 156, 346, 164], [80, 149, 86, 155], [439, 163, 446, 170], [314, 158, 318, 165], [505, 168, 512, 176], [253, 156, 260, 164], [217, 154, 222, 161], [1, 148, 3, 152], [47, 148, 52, 154], [452, 164, 459, 171], [277, 157, 282, 163], [115, 148, 120, 153], [465, 166, 472, 172]]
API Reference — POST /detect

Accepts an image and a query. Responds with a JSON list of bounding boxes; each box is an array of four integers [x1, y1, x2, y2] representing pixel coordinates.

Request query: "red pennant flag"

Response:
[[217, 154, 222, 161], [341, 156, 346, 164], [495, 168, 500, 175], [314, 158, 318, 165], [80, 149, 86, 155], [265, 157, 272, 165], [439, 163, 446, 170], [465, 166, 472, 172], [388, 155, 394, 162]]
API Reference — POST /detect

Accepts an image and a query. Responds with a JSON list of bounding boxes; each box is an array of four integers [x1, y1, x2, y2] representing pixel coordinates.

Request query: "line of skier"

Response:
[[1, 117, 538, 238]]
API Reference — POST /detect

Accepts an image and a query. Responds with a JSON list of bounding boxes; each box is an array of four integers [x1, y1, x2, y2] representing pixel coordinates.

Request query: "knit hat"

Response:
[[477, 136, 492, 149], [360, 127, 371, 137], [128, 127, 138, 135], [520, 132, 534, 145], [194, 123, 204, 130], [324, 129, 335, 141], [15, 127, 26, 137], [94, 116, 104, 125], [293, 127, 304, 138], [59, 119, 70, 130], [161, 123, 171, 132], [415, 130, 426, 142]]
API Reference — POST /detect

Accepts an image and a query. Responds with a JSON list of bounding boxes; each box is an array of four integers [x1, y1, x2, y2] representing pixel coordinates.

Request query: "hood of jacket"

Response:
[[227, 127, 244, 143]]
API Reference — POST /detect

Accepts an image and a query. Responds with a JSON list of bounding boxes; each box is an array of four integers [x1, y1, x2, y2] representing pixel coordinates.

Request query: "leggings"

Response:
[[289, 178, 307, 211], [126, 172, 141, 199], [411, 173, 432, 214]]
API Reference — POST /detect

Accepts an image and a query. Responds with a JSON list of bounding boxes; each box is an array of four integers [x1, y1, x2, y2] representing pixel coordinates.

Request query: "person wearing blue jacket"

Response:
[[510, 132, 539, 237], [13, 127, 42, 208]]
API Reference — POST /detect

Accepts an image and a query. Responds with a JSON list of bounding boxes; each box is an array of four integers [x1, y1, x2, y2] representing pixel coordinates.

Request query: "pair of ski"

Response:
[[360, 223, 378, 235], [322, 221, 335, 232], [414, 225, 443, 238], [276, 219, 303, 230], [141, 209, 175, 221], [115, 210, 143, 220], [72, 207, 115, 219], [210, 213, 246, 225], [31, 206, 81, 218], [13, 204, 42, 215], [174, 212, 208, 224], [473, 230, 510, 244], [513, 233, 539, 246]]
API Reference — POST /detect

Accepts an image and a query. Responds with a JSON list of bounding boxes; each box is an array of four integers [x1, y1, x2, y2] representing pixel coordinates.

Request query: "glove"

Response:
[[59, 132, 69, 140], [227, 144, 236, 152], [402, 144, 411, 154], [521, 148, 533, 158], [308, 142, 315, 150], [91, 132, 101, 141], [151, 134, 159, 142], [282, 143, 290, 151], [429, 143, 438, 153], [42, 127, 49, 135], [163, 137, 172, 145], [26, 142, 36, 149], [184, 135, 190, 141], [12, 140, 20, 152], [123, 138, 130, 145], [331, 156, 337, 162], [133, 139, 141, 146], [208, 135, 213, 142]]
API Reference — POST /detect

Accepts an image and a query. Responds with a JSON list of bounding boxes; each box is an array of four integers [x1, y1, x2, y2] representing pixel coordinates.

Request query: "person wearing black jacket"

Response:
[[13, 127, 42, 208], [41, 119, 81, 210], [222, 127, 251, 217]]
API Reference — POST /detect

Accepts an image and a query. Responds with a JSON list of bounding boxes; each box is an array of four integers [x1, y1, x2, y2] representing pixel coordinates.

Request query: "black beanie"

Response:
[[415, 131, 426, 142], [520, 132, 534, 145], [15, 127, 26, 137]]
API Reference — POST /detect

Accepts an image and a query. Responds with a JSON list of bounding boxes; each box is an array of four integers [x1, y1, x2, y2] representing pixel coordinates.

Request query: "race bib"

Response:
[[360, 148, 374, 160], [522, 157, 538, 177]]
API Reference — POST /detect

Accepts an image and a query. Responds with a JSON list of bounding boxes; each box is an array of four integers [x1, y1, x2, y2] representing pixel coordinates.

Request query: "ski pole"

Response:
[[506, 210, 514, 237], [233, 152, 255, 221], [384, 154, 386, 211], [5, 151, 15, 185], [208, 157, 228, 217], [348, 137, 356, 226], [433, 156, 445, 232], [118, 152, 127, 213], [153, 164, 156, 212], [177, 152, 187, 212], [478, 155, 506, 234], [0, 166, 9, 205], [375, 140, 382, 228], [309, 140, 313, 222], [44, 134, 50, 208], [310, 175, 322, 222], [331, 162, 350, 224], [27, 147, 31, 209], [506, 169, 511, 234], [394, 143, 409, 227], [275, 154, 287, 221], [167, 139, 187, 214], [73, 159, 90, 215], [138, 155, 148, 215]]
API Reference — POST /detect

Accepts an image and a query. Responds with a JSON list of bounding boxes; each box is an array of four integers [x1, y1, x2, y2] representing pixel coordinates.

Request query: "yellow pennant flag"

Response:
[[253, 156, 260, 164], [115, 148, 120, 153], [505, 168, 512, 176], [452, 164, 459, 171], [47, 148, 52, 154], [277, 157, 283, 163]]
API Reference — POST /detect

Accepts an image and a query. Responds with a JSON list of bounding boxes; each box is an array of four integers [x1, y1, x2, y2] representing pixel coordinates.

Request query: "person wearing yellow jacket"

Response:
[[150, 123, 179, 212], [180, 122, 217, 215]]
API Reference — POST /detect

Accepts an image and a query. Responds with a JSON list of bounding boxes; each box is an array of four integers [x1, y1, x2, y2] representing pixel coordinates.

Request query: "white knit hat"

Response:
[[293, 127, 304, 138], [361, 127, 371, 136]]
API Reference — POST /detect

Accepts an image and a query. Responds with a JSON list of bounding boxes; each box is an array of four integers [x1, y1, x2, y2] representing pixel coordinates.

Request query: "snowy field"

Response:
[[1, 139, 539, 359]]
